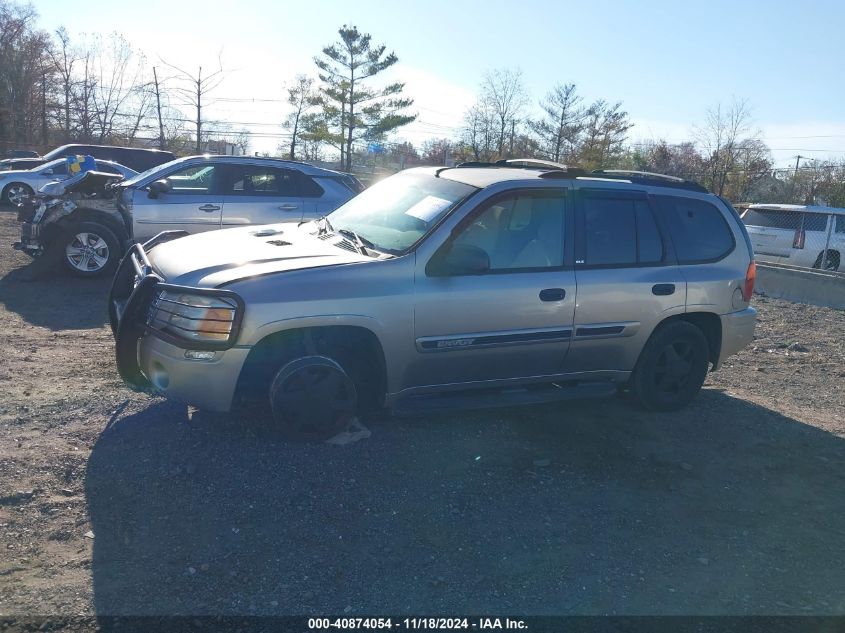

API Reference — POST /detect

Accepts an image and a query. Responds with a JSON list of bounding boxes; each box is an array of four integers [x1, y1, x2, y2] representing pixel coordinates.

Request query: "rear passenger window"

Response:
[[299, 175, 325, 198], [223, 166, 298, 196], [654, 196, 734, 263], [582, 196, 664, 266], [803, 214, 828, 232], [836, 215, 845, 233]]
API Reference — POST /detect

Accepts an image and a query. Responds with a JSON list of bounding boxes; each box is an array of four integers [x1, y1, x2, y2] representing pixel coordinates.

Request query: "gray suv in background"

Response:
[[117, 155, 360, 242], [111, 161, 757, 441]]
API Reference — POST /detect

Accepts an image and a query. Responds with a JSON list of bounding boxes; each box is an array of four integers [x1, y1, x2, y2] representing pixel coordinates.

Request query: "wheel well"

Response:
[[659, 312, 722, 367], [233, 326, 388, 413], [815, 249, 841, 266], [41, 211, 129, 249]]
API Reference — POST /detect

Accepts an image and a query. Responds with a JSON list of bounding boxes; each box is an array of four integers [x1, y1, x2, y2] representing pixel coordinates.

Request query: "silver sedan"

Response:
[[0, 158, 137, 206]]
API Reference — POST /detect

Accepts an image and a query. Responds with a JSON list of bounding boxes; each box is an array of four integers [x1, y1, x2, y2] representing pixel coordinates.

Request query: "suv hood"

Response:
[[148, 224, 371, 287]]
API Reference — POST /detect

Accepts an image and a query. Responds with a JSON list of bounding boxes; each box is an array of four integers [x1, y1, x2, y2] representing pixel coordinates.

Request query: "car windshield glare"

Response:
[[327, 172, 476, 254]]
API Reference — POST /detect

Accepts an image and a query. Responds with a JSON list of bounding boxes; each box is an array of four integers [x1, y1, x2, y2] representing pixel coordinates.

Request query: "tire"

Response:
[[631, 321, 710, 411], [58, 221, 121, 278], [3, 182, 33, 207], [812, 250, 840, 272], [268, 355, 358, 441]]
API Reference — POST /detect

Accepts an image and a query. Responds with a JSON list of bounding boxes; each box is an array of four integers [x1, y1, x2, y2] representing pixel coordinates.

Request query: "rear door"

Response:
[[219, 163, 305, 226], [566, 189, 686, 373], [131, 162, 223, 241], [740, 208, 800, 261]]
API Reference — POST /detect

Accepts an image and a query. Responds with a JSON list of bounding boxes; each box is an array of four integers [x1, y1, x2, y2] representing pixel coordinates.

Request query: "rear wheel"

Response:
[[632, 321, 710, 411], [813, 250, 840, 272], [268, 355, 357, 441], [59, 221, 120, 277]]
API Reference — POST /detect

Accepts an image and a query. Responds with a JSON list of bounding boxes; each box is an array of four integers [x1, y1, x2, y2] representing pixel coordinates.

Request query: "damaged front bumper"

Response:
[[12, 199, 59, 255]]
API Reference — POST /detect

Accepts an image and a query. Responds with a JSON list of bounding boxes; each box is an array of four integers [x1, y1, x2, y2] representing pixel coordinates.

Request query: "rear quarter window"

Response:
[[299, 175, 325, 198], [654, 196, 734, 264], [741, 209, 801, 229]]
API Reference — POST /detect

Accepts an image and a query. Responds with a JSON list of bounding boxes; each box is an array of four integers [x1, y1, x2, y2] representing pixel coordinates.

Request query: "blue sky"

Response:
[[33, 0, 845, 166]]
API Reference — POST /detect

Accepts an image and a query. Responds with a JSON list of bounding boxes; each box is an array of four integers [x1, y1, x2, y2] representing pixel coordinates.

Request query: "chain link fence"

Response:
[[736, 204, 845, 273]]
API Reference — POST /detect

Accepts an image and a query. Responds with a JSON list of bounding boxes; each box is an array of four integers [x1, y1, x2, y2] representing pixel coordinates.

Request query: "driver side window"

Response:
[[164, 164, 216, 195], [451, 191, 565, 272]]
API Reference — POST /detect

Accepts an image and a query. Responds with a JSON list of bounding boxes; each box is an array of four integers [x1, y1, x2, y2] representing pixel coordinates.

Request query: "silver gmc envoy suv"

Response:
[[110, 160, 757, 440]]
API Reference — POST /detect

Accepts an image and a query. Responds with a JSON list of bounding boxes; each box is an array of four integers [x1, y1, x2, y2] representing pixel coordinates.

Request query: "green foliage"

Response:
[[309, 25, 416, 170]]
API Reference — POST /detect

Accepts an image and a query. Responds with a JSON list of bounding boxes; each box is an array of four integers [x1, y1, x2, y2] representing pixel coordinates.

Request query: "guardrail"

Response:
[[755, 262, 845, 310]]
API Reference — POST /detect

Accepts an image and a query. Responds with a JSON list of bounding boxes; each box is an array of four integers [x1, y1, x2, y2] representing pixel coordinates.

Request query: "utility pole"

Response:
[[509, 120, 515, 157], [195, 67, 202, 154], [41, 70, 48, 147], [790, 155, 802, 203], [153, 67, 165, 150]]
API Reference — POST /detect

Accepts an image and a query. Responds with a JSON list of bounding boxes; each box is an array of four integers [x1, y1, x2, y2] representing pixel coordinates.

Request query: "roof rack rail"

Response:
[[589, 169, 709, 193], [495, 158, 572, 170], [454, 158, 587, 177], [455, 161, 498, 168], [456, 158, 582, 171]]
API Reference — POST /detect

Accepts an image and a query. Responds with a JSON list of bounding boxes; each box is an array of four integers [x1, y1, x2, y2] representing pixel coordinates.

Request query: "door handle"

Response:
[[652, 283, 675, 296], [198, 204, 220, 212], [278, 204, 299, 211], [539, 288, 566, 302]]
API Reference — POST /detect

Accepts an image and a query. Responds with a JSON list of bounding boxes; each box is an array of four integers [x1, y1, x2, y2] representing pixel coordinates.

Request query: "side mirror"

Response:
[[147, 179, 170, 199], [435, 243, 491, 276]]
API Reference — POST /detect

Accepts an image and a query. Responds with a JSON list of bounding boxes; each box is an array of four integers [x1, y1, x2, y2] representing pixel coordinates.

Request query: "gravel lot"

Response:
[[1, 205, 844, 617]]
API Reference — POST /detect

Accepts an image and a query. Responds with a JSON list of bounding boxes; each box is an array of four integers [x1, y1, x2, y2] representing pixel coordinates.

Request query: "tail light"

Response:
[[792, 228, 805, 249], [742, 261, 756, 301]]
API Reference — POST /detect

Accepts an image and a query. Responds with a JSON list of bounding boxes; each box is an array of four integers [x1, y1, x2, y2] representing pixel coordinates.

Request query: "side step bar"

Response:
[[392, 381, 618, 416]]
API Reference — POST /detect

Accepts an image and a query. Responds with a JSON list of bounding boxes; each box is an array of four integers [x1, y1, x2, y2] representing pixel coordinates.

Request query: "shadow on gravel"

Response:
[[0, 260, 110, 330], [85, 390, 845, 616]]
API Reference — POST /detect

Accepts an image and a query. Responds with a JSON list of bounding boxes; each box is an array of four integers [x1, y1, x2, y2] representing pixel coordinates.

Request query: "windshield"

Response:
[[36, 159, 68, 175], [121, 157, 189, 188], [327, 172, 477, 254]]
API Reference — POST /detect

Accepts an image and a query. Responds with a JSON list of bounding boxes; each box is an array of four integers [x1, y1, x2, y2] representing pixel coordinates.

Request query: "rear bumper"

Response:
[[716, 307, 757, 368]]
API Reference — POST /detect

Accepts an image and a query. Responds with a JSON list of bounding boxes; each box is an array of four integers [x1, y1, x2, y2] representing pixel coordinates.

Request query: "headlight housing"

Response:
[[147, 288, 243, 349]]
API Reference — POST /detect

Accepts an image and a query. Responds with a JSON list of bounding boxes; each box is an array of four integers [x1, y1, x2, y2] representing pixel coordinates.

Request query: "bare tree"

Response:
[[283, 74, 318, 160], [90, 33, 138, 141], [694, 99, 755, 196], [481, 68, 528, 157], [461, 101, 495, 162], [48, 26, 78, 141], [160, 55, 226, 153], [420, 137, 454, 165]]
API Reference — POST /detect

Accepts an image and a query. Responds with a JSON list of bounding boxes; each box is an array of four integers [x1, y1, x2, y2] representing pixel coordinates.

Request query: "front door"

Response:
[[566, 189, 686, 373], [219, 164, 305, 227], [132, 162, 223, 241], [410, 188, 576, 389]]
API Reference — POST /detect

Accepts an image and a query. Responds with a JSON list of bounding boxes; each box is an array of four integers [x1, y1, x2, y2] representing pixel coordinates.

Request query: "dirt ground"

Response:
[[0, 205, 844, 617]]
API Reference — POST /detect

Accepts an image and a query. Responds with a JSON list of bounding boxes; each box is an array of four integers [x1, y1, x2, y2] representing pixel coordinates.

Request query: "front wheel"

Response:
[[59, 221, 121, 277], [268, 355, 358, 441], [631, 321, 710, 411]]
